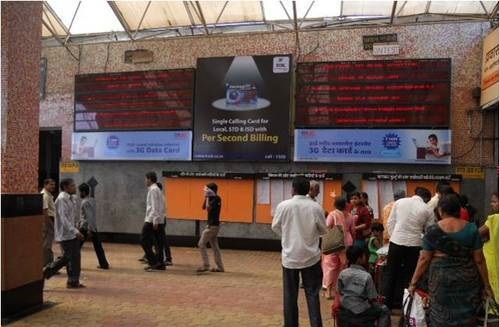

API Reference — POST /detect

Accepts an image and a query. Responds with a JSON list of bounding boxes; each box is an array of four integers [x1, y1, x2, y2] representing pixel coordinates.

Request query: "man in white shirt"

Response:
[[141, 172, 166, 271], [78, 183, 109, 269], [43, 178, 85, 288], [41, 178, 56, 266], [382, 187, 435, 309], [272, 176, 328, 327]]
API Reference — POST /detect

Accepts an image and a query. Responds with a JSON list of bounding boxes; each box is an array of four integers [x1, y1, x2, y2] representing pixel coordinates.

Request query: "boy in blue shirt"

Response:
[[337, 246, 390, 327]]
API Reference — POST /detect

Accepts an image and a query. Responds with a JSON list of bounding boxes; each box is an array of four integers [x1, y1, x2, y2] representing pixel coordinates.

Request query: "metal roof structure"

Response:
[[42, 0, 499, 49]]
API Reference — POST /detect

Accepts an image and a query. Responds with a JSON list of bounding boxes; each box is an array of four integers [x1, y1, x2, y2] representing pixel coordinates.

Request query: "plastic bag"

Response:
[[478, 297, 499, 327], [399, 289, 427, 327]]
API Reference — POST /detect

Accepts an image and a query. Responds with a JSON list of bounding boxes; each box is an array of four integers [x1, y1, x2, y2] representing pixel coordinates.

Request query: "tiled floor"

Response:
[[10, 243, 340, 327], [10, 243, 402, 326]]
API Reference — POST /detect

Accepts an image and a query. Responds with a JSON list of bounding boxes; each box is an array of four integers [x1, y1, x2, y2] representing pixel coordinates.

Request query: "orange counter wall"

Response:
[[166, 177, 342, 224], [165, 178, 254, 223]]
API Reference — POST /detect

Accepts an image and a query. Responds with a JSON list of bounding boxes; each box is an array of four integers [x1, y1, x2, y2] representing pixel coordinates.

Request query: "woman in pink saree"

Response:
[[322, 197, 354, 299]]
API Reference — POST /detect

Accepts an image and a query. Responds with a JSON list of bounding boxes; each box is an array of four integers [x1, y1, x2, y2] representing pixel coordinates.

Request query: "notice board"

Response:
[[296, 59, 451, 128], [74, 69, 194, 131], [192, 55, 292, 161]]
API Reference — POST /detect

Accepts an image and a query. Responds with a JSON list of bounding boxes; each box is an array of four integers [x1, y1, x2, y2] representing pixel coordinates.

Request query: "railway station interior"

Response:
[[1, 1, 499, 326]]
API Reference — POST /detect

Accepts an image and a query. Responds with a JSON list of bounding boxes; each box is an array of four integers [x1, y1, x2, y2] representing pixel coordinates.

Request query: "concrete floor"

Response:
[[9, 243, 400, 326]]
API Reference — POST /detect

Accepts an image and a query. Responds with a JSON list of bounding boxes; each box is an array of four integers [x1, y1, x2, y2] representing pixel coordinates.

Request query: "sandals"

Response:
[[66, 282, 86, 289]]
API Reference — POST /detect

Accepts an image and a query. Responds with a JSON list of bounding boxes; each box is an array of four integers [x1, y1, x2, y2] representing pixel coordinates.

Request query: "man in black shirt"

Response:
[[197, 182, 224, 273]]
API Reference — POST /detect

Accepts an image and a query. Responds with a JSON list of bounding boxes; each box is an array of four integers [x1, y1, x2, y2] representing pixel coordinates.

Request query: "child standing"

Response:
[[368, 223, 384, 271]]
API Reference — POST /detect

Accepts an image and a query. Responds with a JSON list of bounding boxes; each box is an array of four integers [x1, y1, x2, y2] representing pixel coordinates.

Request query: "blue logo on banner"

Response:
[[106, 135, 119, 149], [382, 133, 401, 150]]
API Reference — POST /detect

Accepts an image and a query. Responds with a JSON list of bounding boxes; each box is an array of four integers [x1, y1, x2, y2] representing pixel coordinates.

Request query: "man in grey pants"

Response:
[[197, 182, 224, 273], [41, 178, 56, 267], [43, 178, 85, 288]]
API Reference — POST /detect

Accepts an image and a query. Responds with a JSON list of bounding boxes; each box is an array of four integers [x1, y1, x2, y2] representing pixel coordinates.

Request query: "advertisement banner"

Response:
[[480, 28, 499, 109], [294, 129, 451, 165], [71, 131, 192, 161], [192, 55, 292, 161]]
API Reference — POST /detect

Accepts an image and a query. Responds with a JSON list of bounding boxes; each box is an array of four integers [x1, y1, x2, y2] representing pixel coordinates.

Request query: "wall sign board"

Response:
[[294, 128, 452, 165], [296, 59, 451, 128], [192, 55, 292, 161], [74, 69, 194, 131]]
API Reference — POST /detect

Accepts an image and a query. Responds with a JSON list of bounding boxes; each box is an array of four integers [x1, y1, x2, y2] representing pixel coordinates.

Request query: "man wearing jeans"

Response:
[[272, 176, 328, 327], [43, 178, 85, 288], [197, 182, 224, 273]]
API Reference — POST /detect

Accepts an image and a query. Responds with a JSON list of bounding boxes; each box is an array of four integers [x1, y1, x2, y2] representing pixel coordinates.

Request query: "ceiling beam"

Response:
[[211, 1, 229, 33], [132, 1, 152, 39], [280, 1, 292, 21], [292, 0, 300, 60], [390, 1, 398, 25], [183, 1, 197, 26], [64, 1, 81, 45], [42, 20, 79, 61], [489, 1, 499, 19], [107, 1, 134, 40], [42, 9, 60, 38], [260, 1, 267, 23], [272, 22, 294, 31], [43, 2, 70, 34], [292, 1, 299, 31], [299, 1, 315, 29], [424, 1, 432, 14], [396, 1, 407, 16], [479, 1, 489, 15], [194, 1, 210, 35]]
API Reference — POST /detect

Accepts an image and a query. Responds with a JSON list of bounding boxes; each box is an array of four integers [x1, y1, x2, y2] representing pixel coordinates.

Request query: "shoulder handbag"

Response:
[[322, 214, 345, 255]]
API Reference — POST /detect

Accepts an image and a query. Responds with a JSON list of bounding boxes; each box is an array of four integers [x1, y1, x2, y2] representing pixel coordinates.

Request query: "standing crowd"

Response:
[[272, 177, 498, 327], [39, 174, 498, 327]]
